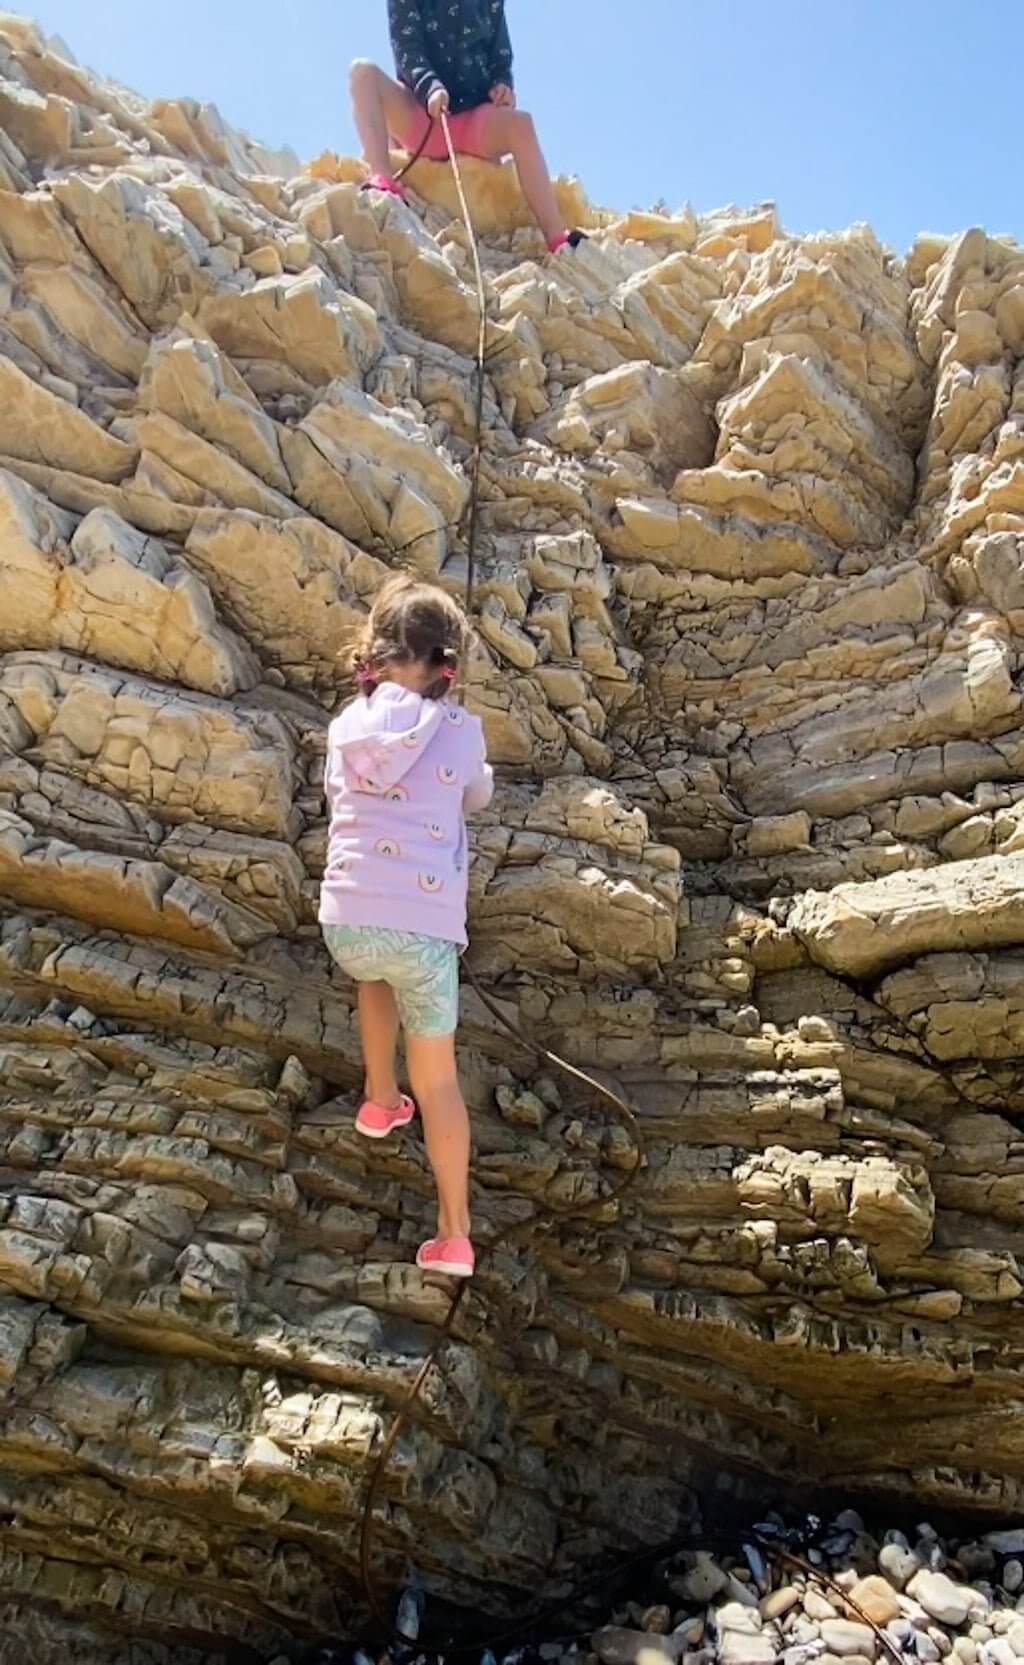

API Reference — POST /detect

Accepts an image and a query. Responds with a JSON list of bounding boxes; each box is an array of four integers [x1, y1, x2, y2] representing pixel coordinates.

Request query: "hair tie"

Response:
[[440, 665, 457, 683], [356, 664, 374, 687]]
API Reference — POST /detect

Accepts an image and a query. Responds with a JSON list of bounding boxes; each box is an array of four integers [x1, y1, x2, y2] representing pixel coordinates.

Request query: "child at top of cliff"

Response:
[[349, 0, 587, 256], [320, 575, 493, 1279]]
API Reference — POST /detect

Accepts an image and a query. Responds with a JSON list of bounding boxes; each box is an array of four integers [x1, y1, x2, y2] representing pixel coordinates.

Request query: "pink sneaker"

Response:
[[416, 1236, 475, 1278], [355, 1093, 415, 1139], [360, 172, 406, 201]]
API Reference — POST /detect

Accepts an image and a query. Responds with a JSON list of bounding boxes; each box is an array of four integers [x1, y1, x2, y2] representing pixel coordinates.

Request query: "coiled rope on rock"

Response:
[[356, 113, 649, 1648]]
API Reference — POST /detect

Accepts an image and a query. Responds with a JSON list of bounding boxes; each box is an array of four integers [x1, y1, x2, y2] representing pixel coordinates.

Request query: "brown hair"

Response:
[[351, 575, 471, 701]]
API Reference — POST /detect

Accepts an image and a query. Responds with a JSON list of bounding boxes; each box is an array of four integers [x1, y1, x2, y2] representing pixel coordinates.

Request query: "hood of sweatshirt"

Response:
[[329, 683, 447, 790]]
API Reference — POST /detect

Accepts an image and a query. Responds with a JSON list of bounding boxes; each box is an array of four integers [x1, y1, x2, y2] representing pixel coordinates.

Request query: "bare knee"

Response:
[[349, 58, 382, 96], [507, 109, 537, 148], [410, 1064, 459, 1112], [407, 1042, 460, 1111]]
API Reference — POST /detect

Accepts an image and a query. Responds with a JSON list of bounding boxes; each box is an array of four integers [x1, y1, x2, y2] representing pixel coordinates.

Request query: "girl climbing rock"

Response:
[[350, 0, 587, 254], [320, 576, 494, 1279]]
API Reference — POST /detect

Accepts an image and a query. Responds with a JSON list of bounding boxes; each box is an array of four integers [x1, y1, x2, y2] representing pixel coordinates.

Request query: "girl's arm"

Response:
[[488, 3, 514, 93], [388, 0, 445, 108], [463, 727, 494, 814], [463, 764, 494, 814]]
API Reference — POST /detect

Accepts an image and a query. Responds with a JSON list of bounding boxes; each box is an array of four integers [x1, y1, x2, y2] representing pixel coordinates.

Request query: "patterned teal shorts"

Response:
[[323, 924, 459, 1038]]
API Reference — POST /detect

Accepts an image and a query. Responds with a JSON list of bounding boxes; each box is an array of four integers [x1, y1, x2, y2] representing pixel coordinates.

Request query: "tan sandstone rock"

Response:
[[0, 14, 1020, 1660]]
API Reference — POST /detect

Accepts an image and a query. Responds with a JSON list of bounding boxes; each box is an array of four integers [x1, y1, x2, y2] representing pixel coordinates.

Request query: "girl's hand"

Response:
[[489, 83, 515, 108], [427, 86, 450, 118]]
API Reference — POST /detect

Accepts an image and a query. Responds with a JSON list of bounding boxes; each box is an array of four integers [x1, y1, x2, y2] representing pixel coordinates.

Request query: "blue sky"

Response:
[[35, 1, 1023, 252]]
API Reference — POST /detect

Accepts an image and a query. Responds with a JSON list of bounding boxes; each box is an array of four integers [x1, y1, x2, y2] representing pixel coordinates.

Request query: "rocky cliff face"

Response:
[[0, 13, 1022, 1662]]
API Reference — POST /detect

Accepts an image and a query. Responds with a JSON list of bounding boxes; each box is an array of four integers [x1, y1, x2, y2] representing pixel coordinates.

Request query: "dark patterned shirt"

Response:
[[388, 0, 514, 113]]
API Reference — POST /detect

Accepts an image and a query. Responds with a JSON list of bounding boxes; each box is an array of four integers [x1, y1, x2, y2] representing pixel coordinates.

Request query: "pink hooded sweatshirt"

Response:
[[319, 683, 493, 947]]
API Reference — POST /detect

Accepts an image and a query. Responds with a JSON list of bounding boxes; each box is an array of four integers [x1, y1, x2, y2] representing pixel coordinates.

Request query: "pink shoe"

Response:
[[416, 1236, 475, 1278], [361, 172, 406, 201], [547, 228, 588, 254], [355, 1093, 415, 1139]]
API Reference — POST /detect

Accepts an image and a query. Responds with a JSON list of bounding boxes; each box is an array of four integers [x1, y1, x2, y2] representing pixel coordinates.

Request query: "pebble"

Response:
[[960, 1549, 998, 1581], [805, 1591, 839, 1623], [909, 1571, 971, 1627], [792, 1620, 823, 1645], [672, 1618, 704, 1647], [901, 1596, 932, 1624], [880, 1543, 923, 1589], [678, 1554, 729, 1605], [744, 1546, 770, 1594], [641, 1609, 671, 1636], [578, 1517, 1024, 1665], [718, 1603, 764, 1636], [824, 1534, 856, 1560], [981, 1642, 1017, 1665], [849, 1538, 883, 1577], [782, 1647, 826, 1665], [725, 1576, 764, 1610], [762, 1588, 802, 1621], [848, 1577, 900, 1626], [719, 1635, 779, 1665], [593, 1629, 685, 1665], [396, 1589, 423, 1642], [819, 1620, 877, 1660]]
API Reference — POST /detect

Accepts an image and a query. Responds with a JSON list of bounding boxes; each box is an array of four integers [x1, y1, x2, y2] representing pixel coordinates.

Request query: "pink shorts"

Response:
[[392, 101, 494, 162]]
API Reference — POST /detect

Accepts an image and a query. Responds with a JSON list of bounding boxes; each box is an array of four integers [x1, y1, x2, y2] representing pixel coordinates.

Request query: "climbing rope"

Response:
[[438, 110, 487, 620], [356, 113, 649, 1649], [349, 122, 994, 1664]]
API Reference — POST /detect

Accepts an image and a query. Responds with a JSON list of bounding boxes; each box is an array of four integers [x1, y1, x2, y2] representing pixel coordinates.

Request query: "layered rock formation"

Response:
[[0, 14, 1022, 1661]]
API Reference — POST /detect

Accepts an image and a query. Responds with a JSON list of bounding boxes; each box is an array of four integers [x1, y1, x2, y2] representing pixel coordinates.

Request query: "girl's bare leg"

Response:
[[348, 59, 425, 178], [357, 981, 402, 1108], [405, 1033, 471, 1240], [475, 106, 565, 244]]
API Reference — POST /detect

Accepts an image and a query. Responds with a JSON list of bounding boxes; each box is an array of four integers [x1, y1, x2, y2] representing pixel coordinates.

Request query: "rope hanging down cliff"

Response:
[[356, 116, 648, 1648], [347, 125, 939, 1665]]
